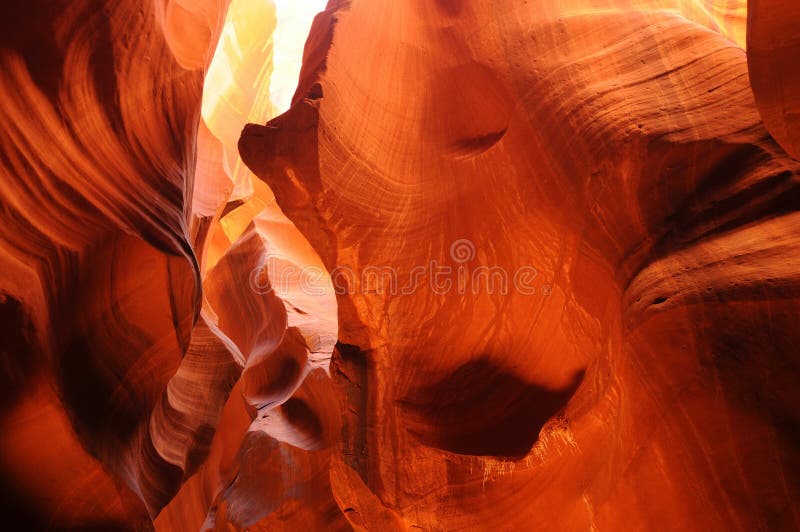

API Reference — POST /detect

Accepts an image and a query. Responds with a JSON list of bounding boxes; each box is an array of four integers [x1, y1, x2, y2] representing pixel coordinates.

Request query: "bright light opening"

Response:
[[271, 0, 328, 113], [196, 0, 338, 367]]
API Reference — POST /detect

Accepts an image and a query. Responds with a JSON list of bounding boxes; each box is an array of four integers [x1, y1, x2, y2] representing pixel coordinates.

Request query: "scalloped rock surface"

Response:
[[1, 0, 799, 530]]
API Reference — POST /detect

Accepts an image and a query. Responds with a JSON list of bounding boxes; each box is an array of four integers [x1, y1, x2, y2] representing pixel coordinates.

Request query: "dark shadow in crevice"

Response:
[[281, 397, 323, 442], [0, 295, 39, 413], [398, 357, 584, 459], [448, 128, 507, 160]]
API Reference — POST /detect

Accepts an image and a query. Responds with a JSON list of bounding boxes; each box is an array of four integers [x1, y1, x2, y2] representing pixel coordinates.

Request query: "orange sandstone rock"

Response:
[[1, 0, 799, 530], [240, 0, 800, 529]]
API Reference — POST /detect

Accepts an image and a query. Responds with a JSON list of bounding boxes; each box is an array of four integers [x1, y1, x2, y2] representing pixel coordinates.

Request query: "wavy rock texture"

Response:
[[0, 0, 226, 526], [240, 0, 800, 530], [1, 0, 799, 530], [157, 1, 340, 530], [1, 0, 342, 527]]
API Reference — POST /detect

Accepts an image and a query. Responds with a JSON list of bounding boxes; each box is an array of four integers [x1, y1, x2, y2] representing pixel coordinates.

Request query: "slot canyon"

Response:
[[0, 0, 798, 530]]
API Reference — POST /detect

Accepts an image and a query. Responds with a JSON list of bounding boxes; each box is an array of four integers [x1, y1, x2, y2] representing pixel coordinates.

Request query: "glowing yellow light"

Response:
[[271, 0, 328, 113], [197, 0, 338, 363], [200, 0, 325, 200]]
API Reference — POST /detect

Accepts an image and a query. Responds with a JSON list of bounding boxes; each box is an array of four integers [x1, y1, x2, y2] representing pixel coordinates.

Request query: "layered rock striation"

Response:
[[0, 0, 798, 530], [240, 0, 800, 529]]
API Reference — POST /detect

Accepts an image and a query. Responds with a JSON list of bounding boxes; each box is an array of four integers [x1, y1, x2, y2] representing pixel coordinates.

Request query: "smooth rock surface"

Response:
[[1, 0, 798, 530]]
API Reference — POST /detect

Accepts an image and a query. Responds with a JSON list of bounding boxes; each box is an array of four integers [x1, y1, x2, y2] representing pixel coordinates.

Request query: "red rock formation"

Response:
[[0, 0, 244, 527], [747, 0, 800, 159], [240, 0, 800, 529], [1, 0, 799, 530]]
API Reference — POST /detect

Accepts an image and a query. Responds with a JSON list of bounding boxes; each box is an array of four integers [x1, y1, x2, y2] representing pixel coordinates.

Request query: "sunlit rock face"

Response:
[[0, 0, 226, 527], [0, 0, 799, 530], [240, 0, 800, 530], [0, 0, 334, 529]]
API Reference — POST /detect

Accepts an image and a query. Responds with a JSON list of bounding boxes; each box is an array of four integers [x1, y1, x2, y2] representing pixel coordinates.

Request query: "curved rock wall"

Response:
[[0, 0, 225, 526], [1, 0, 798, 530], [240, 0, 800, 529]]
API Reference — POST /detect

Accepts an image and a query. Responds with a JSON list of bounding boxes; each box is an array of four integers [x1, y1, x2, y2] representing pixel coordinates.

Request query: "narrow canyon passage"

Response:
[[0, 0, 799, 530]]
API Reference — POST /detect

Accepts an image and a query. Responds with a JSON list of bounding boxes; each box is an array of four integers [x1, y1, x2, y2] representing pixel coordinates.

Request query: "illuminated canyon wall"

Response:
[[0, 0, 798, 530]]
